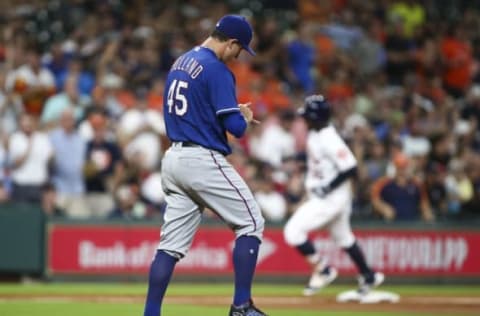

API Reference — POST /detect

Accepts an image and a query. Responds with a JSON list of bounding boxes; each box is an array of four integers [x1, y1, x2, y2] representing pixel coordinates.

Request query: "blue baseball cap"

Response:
[[215, 14, 255, 55]]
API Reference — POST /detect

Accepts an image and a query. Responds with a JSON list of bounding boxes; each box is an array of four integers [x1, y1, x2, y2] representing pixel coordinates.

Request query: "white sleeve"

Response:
[[325, 130, 357, 172], [8, 134, 28, 160]]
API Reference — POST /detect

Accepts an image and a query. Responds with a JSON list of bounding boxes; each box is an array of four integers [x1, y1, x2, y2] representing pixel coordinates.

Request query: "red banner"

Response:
[[47, 224, 480, 276]]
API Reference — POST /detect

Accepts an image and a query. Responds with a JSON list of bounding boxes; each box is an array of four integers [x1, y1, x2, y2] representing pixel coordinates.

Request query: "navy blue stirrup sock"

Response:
[[295, 240, 316, 256], [233, 235, 260, 306], [144, 250, 178, 316], [344, 241, 373, 277]]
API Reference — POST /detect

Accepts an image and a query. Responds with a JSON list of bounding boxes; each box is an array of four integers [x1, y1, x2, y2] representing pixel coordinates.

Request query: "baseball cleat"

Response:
[[229, 299, 268, 316], [357, 272, 385, 295], [303, 265, 338, 296]]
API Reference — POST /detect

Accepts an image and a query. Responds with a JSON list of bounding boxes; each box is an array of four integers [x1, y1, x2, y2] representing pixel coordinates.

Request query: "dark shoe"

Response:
[[229, 299, 267, 316], [358, 272, 385, 295]]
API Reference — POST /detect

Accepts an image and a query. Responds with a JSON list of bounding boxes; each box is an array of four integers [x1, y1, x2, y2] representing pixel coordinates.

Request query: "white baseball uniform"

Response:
[[284, 124, 356, 248]]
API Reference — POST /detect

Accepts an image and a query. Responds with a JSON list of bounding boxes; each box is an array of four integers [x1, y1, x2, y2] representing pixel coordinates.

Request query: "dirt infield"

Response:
[[1, 294, 480, 314]]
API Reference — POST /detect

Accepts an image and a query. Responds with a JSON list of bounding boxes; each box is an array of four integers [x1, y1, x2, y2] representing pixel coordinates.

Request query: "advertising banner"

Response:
[[47, 225, 480, 276]]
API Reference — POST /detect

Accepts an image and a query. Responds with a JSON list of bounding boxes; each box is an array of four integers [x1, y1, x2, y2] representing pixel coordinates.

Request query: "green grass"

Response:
[[0, 282, 148, 295], [0, 302, 142, 316], [0, 282, 479, 316], [1, 282, 479, 296], [0, 302, 435, 316]]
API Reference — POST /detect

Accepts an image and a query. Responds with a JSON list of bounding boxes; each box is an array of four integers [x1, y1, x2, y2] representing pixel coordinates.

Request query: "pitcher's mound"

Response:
[[336, 290, 400, 304]]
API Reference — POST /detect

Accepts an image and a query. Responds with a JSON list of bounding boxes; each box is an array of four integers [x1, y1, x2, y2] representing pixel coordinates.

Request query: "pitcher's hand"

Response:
[[239, 102, 260, 124]]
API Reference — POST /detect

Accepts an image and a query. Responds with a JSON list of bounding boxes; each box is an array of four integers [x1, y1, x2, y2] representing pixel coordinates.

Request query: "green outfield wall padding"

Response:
[[0, 203, 45, 274]]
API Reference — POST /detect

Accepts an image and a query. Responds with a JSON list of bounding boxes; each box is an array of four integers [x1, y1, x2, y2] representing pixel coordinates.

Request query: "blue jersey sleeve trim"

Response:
[[216, 107, 240, 115]]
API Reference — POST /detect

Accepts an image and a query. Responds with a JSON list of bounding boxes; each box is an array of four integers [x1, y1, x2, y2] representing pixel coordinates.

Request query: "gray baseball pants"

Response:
[[158, 143, 265, 257]]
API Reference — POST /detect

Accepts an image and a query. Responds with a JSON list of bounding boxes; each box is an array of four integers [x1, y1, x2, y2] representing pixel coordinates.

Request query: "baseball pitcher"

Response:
[[143, 15, 267, 316]]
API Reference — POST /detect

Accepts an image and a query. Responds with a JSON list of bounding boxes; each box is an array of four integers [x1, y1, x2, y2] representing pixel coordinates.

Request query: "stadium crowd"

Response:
[[0, 0, 479, 222]]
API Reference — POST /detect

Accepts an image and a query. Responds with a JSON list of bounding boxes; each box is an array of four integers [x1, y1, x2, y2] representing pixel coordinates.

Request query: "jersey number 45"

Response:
[[167, 79, 189, 116]]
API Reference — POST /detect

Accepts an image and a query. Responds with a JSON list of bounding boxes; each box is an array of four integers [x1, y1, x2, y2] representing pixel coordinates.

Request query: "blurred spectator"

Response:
[[361, 140, 389, 183], [84, 112, 123, 217], [384, 17, 415, 86], [43, 42, 73, 90], [352, 21, 386, 78], [7, 113, 53, 206], [147, 76, 165, 111], [470, 157, 480, 217], [389, 0, 426, 38], [261, 64, 293, 114], [284, 22, 316, 93], [49, 108, 88, 217], [91, 72, 129, 120], [428, 132, 454, 170], [281, 156, 306, 216], [424, 162, 448, 217], [461, 85, 480, 134], [253, 164, 287, 223], [236, 65, 292, 118], [402, 94, 434, 157], [41, 74, 91, 129], [117, 88, 165, 171], [0, 66, 22, 135], [298, 0, 334, 23], [140, 171, 166, 216], [126, 35, 163, 91], [325, 67, 354, 103], [414, 35, 442, 94], [255, 177, 287, 223], [356, 139, 389, 214], [251, 16, 285, 78], [109, 183, 147, 220], [5, 44, 56, 116], [401, 121, 431, 158], [444, 158, 474, 216], [56, 56, 95, 96], [342, 111, 371, 144], [371, 152, 434, 222], [320, 9, 363, 53], [253, 109, 296, 168], [440, 23, 473, 99], [236, 73, 270, 118], [77, 105, 115, 142]]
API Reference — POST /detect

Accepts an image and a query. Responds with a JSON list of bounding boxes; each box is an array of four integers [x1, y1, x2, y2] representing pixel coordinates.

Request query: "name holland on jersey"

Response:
[[170, 51, 204, 79]]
